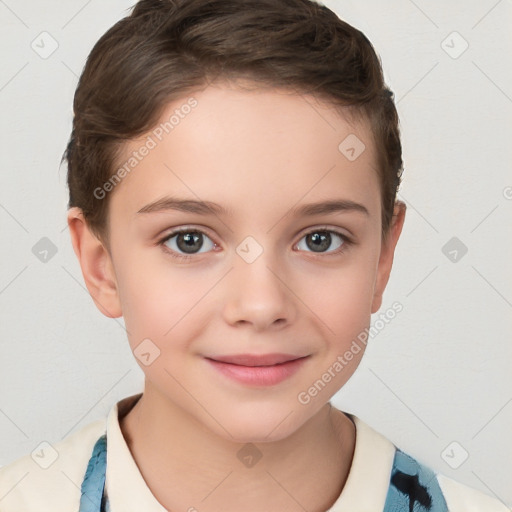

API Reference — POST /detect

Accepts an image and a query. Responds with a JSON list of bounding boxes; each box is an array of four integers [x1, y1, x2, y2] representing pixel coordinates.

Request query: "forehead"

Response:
[[109, 81, 380, 224]]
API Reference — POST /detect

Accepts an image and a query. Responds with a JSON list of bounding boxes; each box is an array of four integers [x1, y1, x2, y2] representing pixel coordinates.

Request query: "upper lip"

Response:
[[206, 353, 308, 366]]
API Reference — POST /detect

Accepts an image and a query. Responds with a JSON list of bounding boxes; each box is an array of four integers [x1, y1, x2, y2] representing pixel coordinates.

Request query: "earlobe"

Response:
[[371, 201, 406, 314], [67, 207, 123, 319]]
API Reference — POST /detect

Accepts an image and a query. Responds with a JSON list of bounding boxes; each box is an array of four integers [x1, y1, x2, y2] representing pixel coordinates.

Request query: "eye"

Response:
[[295, 228, 352, 256], [158, 226, 353, 262], [158, 228, 216, 261]]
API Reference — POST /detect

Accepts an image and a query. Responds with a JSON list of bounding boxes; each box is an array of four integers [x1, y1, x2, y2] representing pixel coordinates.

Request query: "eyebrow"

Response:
[[136, 196, 369, 217], [292, 199, 369, 217]]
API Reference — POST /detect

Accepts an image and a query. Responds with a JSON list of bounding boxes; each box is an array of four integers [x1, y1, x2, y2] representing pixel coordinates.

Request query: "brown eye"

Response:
[[296, 229, 351, 255], [159, 229, 216, 260]]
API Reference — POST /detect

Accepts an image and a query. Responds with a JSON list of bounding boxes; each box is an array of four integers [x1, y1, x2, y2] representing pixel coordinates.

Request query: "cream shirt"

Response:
[[0, 393, 508, 511]]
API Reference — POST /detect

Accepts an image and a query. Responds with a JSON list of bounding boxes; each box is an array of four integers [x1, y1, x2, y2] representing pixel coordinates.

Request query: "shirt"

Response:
[[0, 392, 508, 511]]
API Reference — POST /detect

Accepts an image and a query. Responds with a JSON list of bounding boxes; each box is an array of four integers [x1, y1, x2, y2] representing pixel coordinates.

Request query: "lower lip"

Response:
[[206, 357, 309, 386]]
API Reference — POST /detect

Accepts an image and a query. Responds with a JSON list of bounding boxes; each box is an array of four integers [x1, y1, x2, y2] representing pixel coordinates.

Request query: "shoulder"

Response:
[[436, 473, 510, 512], [0, 418, 106, 512], [345, 414, 509, 512], [388, 448, 509, 512]]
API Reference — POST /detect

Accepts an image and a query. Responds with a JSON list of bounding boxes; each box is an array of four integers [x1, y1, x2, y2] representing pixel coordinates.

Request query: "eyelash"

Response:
[[157, 226, 354, 262]]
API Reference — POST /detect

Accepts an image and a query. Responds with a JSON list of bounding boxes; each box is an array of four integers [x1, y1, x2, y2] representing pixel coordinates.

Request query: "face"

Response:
[[70, 81, 405, 443]]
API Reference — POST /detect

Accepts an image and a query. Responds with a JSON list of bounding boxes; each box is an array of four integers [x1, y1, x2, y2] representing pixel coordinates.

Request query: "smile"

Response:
[[205, 353, 310, 386]]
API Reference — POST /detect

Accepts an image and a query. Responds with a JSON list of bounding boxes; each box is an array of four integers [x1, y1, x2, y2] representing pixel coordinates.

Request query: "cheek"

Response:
[[113, 253, 169, 344], [296, 251, 378, 387], [293, 265, 375, 406], [115, 255, 213, 351], [302, 255, 378, 328]]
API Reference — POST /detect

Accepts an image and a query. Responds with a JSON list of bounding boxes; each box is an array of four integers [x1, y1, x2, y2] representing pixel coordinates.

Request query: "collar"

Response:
[[104, 393, 396, 511], [105, 393, 167, 511]]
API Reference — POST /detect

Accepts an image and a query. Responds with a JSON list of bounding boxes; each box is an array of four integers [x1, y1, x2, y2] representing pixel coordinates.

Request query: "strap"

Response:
[[383, 448, 449, 512], [79, 434, 108, 512]]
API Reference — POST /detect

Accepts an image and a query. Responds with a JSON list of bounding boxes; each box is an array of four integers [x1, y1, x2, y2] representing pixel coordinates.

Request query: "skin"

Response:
[[68, 80, 406, 512]]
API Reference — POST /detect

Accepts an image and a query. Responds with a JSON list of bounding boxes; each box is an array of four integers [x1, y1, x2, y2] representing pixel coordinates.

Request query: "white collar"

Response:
[[105, 393, 396, 511], [105, 393, 167, 511]]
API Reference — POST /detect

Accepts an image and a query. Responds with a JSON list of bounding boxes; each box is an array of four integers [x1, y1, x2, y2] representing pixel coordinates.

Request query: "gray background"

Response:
[[0, 0, 511, 507]]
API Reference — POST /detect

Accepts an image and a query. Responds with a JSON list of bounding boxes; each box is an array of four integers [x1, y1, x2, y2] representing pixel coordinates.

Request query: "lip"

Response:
[[205, 353, 310, 386]]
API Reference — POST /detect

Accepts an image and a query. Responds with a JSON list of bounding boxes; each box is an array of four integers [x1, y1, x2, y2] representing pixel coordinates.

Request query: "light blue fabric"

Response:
[[79, 434, 108, 512], [383, 448, 449, 512]]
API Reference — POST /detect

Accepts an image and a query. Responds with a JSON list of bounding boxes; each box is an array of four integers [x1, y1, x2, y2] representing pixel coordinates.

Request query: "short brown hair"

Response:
[[64, 0, 404, 250]]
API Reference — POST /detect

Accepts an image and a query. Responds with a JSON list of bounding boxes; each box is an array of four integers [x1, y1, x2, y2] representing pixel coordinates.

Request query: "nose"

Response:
[[221, 246, 297, 331]]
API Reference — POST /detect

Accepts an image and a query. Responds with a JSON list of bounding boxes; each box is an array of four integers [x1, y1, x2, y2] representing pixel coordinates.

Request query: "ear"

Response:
[[371, 201, 406, 314], [67, 207, 122, 318]]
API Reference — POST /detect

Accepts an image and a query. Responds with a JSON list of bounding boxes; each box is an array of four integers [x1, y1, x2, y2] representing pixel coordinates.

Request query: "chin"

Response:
[[203, 402, 315, 445]]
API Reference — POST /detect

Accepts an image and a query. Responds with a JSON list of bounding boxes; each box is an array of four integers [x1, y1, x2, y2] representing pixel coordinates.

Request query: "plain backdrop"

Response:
[[0, 0, 511, 507]]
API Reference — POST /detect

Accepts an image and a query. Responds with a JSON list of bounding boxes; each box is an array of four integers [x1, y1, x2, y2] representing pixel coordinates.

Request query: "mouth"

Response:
[[205, 353, 310, 386], [207, 353, 307, 366]]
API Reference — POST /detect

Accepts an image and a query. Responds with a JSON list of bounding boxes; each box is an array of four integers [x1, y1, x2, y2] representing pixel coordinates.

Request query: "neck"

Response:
[[120, 385, 356, 512]]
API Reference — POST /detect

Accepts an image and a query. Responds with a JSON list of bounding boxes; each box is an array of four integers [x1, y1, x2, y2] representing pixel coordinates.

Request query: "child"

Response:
[[0, 0, 508, 510]]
